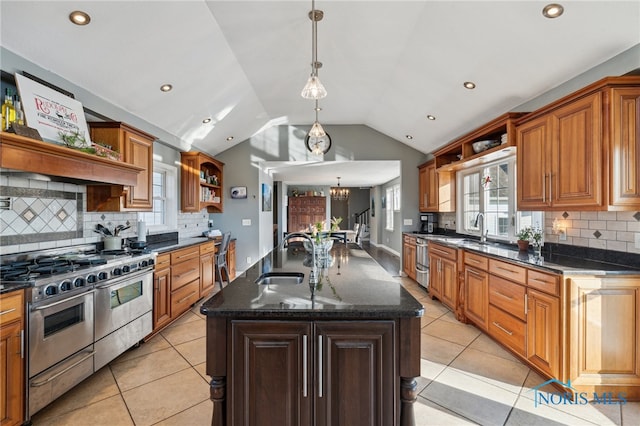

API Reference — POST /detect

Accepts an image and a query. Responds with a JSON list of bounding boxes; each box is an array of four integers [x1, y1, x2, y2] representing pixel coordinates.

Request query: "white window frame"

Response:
[[385, 186, 394, 230], [138, 161, 177, 232], [456, 156, 543, 242]]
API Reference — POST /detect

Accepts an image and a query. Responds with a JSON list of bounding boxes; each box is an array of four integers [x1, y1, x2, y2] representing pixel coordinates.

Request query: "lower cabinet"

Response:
[[526, 289, 559, 378], [428, 242, 458, 312], [200, 241, 216, 297], [153, 254, 172, 332], [226, 240, 236, 281], [0, 290, 24, 426], [230, 320, 395, 426], [464, 266, 489, 331], [402, 235, 416, 281]]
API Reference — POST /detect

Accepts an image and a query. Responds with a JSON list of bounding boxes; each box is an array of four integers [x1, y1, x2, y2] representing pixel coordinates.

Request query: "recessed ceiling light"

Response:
[[202, 118, 212, 124], [159, 84, 173, 92], [405, 135, 413, 140], [463, 81, 476, 90], [69, 11, 90, 26], [426, 115, 436, 121], [226, 136, 234, 141], [542, 3, 564, 18]]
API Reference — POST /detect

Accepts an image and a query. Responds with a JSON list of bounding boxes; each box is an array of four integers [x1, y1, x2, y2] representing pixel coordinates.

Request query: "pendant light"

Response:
[[301, 1, 327, 99], [305, 100, 331, 155], [330, 177, 349, 201]]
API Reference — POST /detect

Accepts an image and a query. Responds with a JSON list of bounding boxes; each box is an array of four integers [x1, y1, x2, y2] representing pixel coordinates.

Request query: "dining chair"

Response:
[[216, 232, 232, 288]]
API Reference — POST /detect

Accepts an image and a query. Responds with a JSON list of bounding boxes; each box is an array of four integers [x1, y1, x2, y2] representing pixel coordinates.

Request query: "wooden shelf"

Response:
[[181, 151, 225, 213], [0, 132, 143, 186]]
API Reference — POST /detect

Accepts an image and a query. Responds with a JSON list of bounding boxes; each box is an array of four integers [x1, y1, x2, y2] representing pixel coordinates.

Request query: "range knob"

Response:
[[122, 265, 131, 273], [73, 277, 86, 288], [148, 259, 155, 266], [87, 274, 98, 284], [98, 271, 109, 281], [59, 280, 72, 292], [44, 285, 58, 296], [139, 260, 148, 268], [112, 267, 123, 276]]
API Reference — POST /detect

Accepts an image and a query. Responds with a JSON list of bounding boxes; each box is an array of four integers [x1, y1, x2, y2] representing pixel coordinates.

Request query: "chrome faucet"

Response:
[[474, 213, 487, 243], [281, 232, 319, 289]]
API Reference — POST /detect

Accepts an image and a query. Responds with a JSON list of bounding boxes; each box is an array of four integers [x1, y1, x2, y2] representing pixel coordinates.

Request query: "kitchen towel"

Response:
[[137, 220, 146, 242]]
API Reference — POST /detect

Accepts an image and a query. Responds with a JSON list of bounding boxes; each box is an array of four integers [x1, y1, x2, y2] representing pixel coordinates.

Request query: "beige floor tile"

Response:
[[519, 369, 562, 400], [30, 394, 133, 426], [31, 366, 120, 420], [161, 317, 206, 346], [110, 347, 190, 392], [420, 314, 437, 328], [167, 310, 204, 328], [414, 396, 477, 426], [439, 310, 461, 324], [506, 395, 615, 426], [194, 362, 209, 382], [450, 347, 530, 394], [154, 399, 213, 426], [122, 367, 210, 426], [421, 367, 519, 426], [421, 332, 466, 365], [423, 318, 481, 347], [468, 332, 519, 363], [111, 333, 172, 364], [175, 336, 206, 366], [622, 402, 640, 425]]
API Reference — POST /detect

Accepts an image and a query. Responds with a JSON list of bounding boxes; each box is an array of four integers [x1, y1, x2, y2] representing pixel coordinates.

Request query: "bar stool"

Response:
[[216, 232, 232, 289]]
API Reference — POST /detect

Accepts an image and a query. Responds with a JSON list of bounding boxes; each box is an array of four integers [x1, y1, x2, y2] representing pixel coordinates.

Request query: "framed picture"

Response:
[[262, 183, 272, 212], [371, 197, 375, 217], [230, 186, 247, 199], [15, 73, 91, 143]]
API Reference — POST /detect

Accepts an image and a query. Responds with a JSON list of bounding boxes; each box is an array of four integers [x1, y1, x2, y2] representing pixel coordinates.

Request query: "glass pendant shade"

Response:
[[301, 74, 327, 99], [308, 120, 326, 138]]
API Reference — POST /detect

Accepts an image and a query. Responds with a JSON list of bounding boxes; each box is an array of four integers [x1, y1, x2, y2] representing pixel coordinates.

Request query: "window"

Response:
[[457, 157, 543, 242], [138, 162, 177, 231], [385, 187, 393, 230], [392, 184, 401, 211]]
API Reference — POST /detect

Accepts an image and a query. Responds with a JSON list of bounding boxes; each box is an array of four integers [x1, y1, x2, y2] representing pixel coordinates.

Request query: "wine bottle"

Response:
[[2, 88, 16, 131], [13, 95, 24, 126]]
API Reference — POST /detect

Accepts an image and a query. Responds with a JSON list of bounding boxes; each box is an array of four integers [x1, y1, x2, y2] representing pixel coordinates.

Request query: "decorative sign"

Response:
[[230, 186, 247, 199], [15, 73, 91, 144]]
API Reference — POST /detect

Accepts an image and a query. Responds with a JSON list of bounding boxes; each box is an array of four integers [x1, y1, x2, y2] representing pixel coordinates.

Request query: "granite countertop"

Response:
[[150, 236, 211, 253], [405, 232, 640, 276], [200, 243, 424, 319], [0, 281, 31, 295]]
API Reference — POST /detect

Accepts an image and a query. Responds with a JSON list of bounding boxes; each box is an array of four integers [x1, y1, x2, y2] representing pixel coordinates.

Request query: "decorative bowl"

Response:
[[472, 139, 499, 154]]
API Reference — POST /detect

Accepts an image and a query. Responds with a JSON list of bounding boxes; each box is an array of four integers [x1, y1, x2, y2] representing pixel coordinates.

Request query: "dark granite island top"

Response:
[[200, 243, 423, 426]]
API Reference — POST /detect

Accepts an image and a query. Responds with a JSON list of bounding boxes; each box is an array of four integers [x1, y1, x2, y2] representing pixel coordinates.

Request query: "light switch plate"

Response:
[[242, 219, 251, 226], [403, 219, 413, 226]]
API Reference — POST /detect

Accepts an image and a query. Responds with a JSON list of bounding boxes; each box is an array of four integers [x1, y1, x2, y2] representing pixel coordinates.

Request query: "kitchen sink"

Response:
[[255, 272, 305, 285]]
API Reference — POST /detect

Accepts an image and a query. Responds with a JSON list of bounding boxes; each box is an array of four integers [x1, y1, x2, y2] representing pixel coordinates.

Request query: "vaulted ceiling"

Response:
[[1, 1, 639, 162]]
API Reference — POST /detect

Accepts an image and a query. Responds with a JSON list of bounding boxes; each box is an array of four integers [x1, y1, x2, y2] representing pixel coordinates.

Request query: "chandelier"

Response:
[[330, 177, 349, 201]]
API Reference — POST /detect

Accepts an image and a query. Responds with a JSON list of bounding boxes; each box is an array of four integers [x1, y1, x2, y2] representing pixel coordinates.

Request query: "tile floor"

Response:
[[31, 251, 640, 425]]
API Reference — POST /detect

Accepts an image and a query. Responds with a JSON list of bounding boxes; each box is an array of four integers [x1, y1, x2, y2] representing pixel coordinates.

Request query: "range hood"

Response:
[[1, 132, 142, 186]]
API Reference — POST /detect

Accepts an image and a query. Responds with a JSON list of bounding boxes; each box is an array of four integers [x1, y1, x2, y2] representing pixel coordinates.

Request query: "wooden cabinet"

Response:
[[526, 289, 559, 378], [226, 239, 236, 281], [463, 252, 489, 331], [0, 290, 24, 426], [170, 246, 200, 318], [87, 122, 155, 211], [402, 235, 416, 281], [287, 196, 326, 233], [609, 87, 640, 209], [418, 161, 454, 213], [200, 242, 216, 297], [180, 151, 224, 213], [153, 253, 172, 332], [567, 275, 640, 400], [229, 320, 395, 426], [428, 242, 458, 311]]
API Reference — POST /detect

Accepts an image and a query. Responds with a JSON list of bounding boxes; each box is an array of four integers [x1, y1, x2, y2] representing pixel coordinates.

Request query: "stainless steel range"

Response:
[[0, 244, 156, 417]]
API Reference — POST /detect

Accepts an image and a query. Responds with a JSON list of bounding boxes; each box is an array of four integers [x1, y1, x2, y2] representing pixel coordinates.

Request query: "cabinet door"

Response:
[[153, 267, 172, 331], [180, 155, 200, 212], [440, 257, 458, 311], [464, 266, 489, 331], [426, 162, 438, 211], [230, 321, 312, 426], [551, 92, 603, 208], [315, 321, 395, 426], [517, 115, 551, 209], [123, 129, 153, 210], [0, 320, 23, 426], [526, 289, 560, 378], [227, 240, 236, 281], [428, 254, 442, 299], [200, 253, 215, 296], [418, 164, 429, 211], [402, 242, 416, 281], [609, 87, 640, 208]]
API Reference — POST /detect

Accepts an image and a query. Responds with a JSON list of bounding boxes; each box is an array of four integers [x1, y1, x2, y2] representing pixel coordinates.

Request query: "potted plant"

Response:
[[516, 227, 532, 251]]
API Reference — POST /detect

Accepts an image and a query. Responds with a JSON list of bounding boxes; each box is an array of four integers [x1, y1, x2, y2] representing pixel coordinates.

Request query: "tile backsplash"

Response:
[[0, 175, 211, 255], [438, 210, 640, 254]]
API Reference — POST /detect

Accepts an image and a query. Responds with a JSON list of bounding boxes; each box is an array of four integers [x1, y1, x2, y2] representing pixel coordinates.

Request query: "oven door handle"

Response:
[[95, 269, 153, 289], [416, 265, 429, 274], [30, 350, 96, 387], [416, 242, 428, 248], [32, 290, 95, 311]]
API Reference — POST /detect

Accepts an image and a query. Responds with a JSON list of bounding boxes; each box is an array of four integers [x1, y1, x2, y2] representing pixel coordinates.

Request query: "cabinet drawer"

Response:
[[404, 235, 416, 245], [488, 305, 526, 356], [429, 242, 457, 261], [171, 258, 200, 291], [0, 291, 23, 324], [464, 251, 488, 270], [489, 275, 526, 321], [171, 279, 199, 317], [489, 259, 526, 284], [156, 253, 171, 270], [528, 269, 560, 296], [199, 241, 216, 255], [170, 246, 200, 264]]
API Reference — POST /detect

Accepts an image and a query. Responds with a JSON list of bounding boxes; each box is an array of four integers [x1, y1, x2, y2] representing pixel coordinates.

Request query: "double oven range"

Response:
[[0, 244, 156, 418]]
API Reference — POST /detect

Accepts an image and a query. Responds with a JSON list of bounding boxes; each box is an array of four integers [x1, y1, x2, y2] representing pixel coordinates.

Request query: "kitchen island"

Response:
[[200, 243, 423, 426]]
